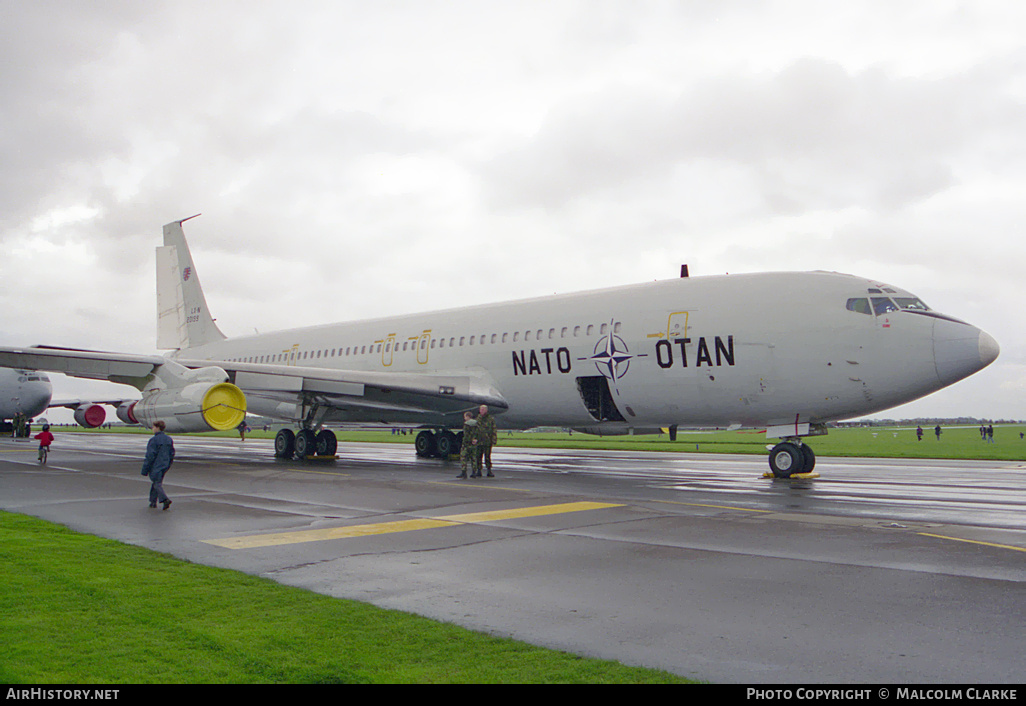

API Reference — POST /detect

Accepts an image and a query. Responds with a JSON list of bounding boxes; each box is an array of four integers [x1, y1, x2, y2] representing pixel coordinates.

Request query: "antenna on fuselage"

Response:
[[680, 264, 689, 278]]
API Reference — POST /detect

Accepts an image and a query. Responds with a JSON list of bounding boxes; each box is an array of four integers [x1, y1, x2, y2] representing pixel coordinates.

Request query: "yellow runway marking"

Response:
[[917, 532, 1026, 553], [205, 501, 622, 550]]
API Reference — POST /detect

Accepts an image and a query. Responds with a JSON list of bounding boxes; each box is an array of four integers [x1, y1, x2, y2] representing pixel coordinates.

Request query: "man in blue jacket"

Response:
[[141, 420, 175, 510]]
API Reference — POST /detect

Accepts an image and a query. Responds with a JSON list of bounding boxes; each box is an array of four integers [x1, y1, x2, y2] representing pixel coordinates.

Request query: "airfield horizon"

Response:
[[54, 423, 1026, 462]]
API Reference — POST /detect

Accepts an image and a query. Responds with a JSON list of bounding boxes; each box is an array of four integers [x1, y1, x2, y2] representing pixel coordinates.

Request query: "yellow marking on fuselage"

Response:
[[204, 501, 622, 549]]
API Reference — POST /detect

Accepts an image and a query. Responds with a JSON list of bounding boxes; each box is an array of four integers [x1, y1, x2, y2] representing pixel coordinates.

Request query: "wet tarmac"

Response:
[[1, 433, 1024, 683]]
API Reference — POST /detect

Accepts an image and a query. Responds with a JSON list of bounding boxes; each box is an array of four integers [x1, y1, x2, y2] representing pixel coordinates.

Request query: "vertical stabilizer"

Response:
[[157, 215, 226, 350]]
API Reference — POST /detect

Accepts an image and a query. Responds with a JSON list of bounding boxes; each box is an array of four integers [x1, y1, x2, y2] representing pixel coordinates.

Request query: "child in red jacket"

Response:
[[34, 424, 54, 462]]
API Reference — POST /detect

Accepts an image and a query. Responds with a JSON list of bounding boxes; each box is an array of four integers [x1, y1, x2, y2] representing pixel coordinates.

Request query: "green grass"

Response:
[[0, 511, 692, 684], [64, 423, 1026, 461]]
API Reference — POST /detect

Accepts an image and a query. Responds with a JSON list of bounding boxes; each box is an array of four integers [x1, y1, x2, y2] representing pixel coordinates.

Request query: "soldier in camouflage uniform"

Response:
[[457, 411, 479, 479], [476, 404, 497, 477]]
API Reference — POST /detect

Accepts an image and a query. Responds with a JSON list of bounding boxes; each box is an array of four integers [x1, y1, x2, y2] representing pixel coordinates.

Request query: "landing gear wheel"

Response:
[[274, 428, 295, 458], [295, 429, 317, 458], [415, 430, 436, 458], [315, 429, 338, 456], [800, 444, 816, 473], [436, 430, 458, 458], [768, 442, 803, 478]]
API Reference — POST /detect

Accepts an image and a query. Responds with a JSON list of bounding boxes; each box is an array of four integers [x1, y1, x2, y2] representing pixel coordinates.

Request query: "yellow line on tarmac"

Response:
[[917, 532, 1026, 553], [204, 501, 622, 550]]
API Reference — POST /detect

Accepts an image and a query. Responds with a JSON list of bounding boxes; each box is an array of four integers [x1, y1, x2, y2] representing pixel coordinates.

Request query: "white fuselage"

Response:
[[0, 367, 53, 420], [174, 271, 997, 432]]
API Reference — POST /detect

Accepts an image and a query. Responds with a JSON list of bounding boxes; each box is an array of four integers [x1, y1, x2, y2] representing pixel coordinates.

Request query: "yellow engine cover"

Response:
[[200, 382, 247, 431]]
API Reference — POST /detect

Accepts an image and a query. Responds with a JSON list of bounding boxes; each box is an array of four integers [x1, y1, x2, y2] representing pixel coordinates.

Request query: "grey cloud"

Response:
[[482, 58, 1022, 213]]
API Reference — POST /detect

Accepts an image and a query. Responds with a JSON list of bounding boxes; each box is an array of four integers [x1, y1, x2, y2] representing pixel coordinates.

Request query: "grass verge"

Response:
[[0, 511, 691, 684]]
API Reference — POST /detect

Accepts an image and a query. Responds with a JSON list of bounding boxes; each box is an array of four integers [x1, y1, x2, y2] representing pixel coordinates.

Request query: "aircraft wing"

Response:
[[49, 398, 139, 409], [175, 358, 509, 419], [0, 345, 508, 424], [0, 346, 165, 389]]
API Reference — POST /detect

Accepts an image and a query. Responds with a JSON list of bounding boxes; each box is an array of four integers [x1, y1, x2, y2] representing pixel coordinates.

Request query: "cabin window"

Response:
[[871, 297, 899, 316], [459, 337, 465, 346], [421, 339, 427, 349], [614, 322, 622, 333], [600, 323, 608, 334], [491, 334, 497, 344], [513, 332, 519, 342], [548, 328, 555, 339], [525, 331, 532, 341], [470, 336, 475, 345], [586, 324, 594, 335], [502, 333, 508, 343], [574, 326, 581, 337]]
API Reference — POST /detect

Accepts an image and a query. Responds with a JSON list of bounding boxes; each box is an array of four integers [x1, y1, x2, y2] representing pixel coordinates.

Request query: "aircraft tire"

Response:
[[295, 429, 317, 459], [274, 428, 295, 458], [768, 442, 803, 478], [415, 430, 436, 458], [315, 429, 338, 456], [801, 444, 816, 473], [436, 430, 458, 458]]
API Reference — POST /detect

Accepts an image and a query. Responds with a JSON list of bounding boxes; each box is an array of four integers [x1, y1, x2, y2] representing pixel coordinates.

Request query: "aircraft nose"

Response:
[[933, 319, 999, 385]]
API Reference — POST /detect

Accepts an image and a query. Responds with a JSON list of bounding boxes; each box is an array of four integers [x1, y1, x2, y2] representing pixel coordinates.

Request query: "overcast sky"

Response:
[[2, 1, 1024, 424]]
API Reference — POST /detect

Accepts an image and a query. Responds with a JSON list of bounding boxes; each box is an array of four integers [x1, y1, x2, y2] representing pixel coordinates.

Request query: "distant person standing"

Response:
[[987, 424, 994, 443], [916, 425, 923, 441], [141, 420, 175, 510], [934, 424, 942, 441], [476, 404, 497, 478]]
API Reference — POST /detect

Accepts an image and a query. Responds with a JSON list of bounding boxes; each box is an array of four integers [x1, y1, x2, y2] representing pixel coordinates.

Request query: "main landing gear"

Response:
[[414, 429, 463, 459], [274, 428, 338, 460], [767, 439, 816, 478]]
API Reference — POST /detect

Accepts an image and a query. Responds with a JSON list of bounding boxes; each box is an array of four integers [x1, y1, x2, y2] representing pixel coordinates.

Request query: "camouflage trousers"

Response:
[[460, 443, 479, 474]]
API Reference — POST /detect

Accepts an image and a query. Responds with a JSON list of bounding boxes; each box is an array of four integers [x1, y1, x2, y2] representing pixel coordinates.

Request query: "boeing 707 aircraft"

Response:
[[0, 216, 999, 477]]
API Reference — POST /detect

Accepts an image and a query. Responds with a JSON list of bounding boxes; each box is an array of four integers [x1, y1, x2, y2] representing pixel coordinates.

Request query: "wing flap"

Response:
[[177, 358, 507, 417]]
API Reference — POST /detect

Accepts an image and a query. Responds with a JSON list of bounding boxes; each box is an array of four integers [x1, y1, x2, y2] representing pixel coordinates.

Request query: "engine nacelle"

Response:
[[133, 381, 246, 433], [73, 403, 107, 428], [116, 401, 138, 425]]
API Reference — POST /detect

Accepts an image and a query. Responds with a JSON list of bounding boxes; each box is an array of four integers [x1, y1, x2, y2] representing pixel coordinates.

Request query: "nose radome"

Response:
[[934, 320, 999, 386], [979, 330, 1000, 368]]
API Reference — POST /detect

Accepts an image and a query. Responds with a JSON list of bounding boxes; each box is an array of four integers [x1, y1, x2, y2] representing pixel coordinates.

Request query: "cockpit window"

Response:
[[846, 298, 872, 315], [893, 297, 930, 311], [872, 297, 900, 315]]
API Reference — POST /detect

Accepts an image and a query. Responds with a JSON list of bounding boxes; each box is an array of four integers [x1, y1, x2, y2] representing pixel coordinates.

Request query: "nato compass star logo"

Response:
[[579, 320, 642, 392]]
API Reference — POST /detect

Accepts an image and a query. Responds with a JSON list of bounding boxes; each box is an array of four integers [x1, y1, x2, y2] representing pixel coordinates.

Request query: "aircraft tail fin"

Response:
[[157, 215, 226, 351]]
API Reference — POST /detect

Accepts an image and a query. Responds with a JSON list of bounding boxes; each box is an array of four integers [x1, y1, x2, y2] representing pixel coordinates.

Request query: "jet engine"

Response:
[[132, 381, 246, 433], [116, 401, 138, 425], [72, 403, 107, 428]]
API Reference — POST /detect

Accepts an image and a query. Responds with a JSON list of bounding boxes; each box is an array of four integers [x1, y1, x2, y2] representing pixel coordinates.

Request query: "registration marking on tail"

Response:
[[204, 501, 622, 549]]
